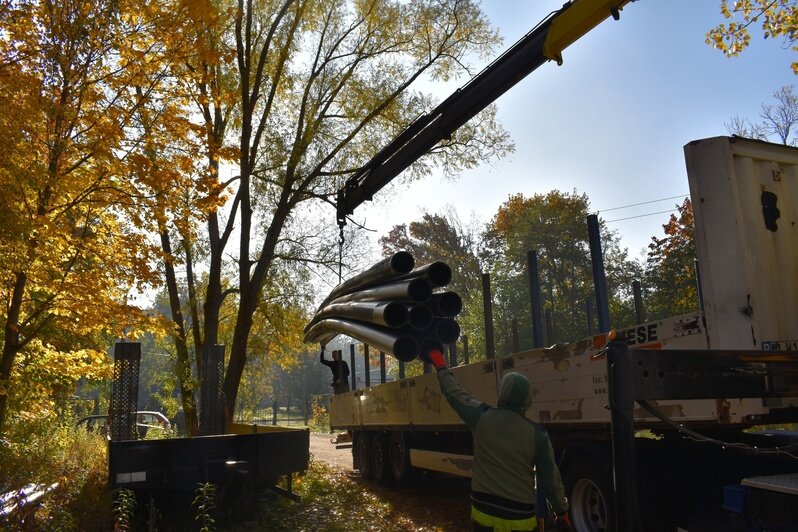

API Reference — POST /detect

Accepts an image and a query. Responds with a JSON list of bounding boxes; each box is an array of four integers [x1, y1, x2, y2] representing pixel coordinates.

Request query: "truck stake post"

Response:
[[607, 340, 642, 532]]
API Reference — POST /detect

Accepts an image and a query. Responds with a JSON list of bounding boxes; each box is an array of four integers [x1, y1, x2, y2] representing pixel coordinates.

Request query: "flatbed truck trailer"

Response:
[[330, 136, 798, 531]]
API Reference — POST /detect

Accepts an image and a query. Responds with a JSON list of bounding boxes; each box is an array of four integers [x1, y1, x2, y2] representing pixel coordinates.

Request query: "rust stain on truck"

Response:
[[419, 385, 442, 413]]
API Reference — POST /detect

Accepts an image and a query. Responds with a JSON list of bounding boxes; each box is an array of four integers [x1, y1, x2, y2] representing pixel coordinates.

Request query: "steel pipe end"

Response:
[[390, 251, 415, 274], [408, 305, 433, 329], [435, 318, 461, 344], [436, 291, 463, 317], [383, 302, 409, 328], [408, 278, 432, 302], [393, 337, 418, 362], [427, 262, 453, 288]]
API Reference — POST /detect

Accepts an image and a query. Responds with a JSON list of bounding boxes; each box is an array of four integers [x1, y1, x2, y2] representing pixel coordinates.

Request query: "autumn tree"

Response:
[[477, 191, 640, 357], [0, 0, 163, 431], [140, 0, 513, 424], [643, 198, 699, 320], [379, 208, 483, 303], [379, 209, 482, 374], [120, 1, 228, 436], [708, 1, 798, 73]]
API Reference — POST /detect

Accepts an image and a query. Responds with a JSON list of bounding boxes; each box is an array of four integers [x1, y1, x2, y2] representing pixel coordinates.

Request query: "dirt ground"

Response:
[[308, 431, 356, 470], [308, 431, 473, 531]]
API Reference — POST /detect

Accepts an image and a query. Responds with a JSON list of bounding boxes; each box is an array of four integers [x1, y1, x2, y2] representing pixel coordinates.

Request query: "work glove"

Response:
[[554, 512, 573, 532], [425, 349, 447, 370]]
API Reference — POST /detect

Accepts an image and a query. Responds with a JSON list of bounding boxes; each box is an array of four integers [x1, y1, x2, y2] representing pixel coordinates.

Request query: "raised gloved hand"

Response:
[[425, 349, 447, 370], [554, 512, 573, 531]]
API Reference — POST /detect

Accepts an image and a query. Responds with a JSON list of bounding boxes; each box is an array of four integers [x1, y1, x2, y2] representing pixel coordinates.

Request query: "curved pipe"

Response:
[[392, 261, 452, 288], [318, 301, 408, 328], [317, 251, 414, 310], [305, 279, 429, 334], [430, 291, 463, 317], [327, 278, 431, 305], [304, 318, 418, 362]]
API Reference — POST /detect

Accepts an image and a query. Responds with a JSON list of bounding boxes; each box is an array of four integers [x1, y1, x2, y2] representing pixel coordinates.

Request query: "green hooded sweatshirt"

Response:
[[436, 368, 568, 516]]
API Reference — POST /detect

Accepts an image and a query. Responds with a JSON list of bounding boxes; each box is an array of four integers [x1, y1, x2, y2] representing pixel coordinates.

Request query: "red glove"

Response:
[[426, 349, 447, 369], [554, 512, 573, 531]]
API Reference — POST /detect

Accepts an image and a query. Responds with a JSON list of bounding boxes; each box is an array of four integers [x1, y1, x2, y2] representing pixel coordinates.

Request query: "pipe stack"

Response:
[[304, 252, 462, 362]]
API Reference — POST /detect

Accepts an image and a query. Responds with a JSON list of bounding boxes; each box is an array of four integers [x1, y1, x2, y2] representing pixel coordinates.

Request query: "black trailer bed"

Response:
[[109, 426, 309, 491]]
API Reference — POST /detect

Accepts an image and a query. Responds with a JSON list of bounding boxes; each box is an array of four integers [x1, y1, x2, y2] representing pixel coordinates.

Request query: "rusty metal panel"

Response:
[[408, 360, 498, 427], [684, 136, 798, 351], [332, 309, 796, 430], [329, 391, 361, 429], [510, 317, 710, 424], [359, 380, 410, 427], [510, 342, 611, 424], [509, 327, 794, 425]]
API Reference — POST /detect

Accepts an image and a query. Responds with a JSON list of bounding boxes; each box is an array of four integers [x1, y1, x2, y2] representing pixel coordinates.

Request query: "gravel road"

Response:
[[309, 431, 355, 471]]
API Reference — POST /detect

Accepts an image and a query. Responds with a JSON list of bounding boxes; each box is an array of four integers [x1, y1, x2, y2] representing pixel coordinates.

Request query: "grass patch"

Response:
[[0, 423, 113, 530]]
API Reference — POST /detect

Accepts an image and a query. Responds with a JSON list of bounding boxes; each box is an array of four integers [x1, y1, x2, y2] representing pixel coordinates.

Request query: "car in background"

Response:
[[75, 414, 109, 435], [76, 411, 171, 438]]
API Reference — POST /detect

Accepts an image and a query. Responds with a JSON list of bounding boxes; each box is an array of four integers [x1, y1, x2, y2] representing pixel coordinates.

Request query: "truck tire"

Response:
[[354, 431, 373, 480], [370, 432, 394, 486], [563, 457, 613, 532], [388, 431, 416, 486]]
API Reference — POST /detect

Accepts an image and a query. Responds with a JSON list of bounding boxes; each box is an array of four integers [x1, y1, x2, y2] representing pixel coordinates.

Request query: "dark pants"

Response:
[[332, 382, 350, 394]]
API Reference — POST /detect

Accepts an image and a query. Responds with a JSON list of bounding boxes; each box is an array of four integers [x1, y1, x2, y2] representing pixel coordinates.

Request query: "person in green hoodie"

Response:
[[426, 349, 571, 532]]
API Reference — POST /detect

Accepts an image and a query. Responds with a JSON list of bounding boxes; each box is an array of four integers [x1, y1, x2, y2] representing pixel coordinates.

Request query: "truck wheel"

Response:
[[354, 431, 373, 480], [563, 458, 613, 532], [389, 431, 416, 486], [370, 432, 394, 486]]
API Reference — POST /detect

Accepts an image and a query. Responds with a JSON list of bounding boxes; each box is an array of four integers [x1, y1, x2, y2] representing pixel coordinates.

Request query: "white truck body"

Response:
[[330, 137, 798, 530], [332, 311, 797, 433]]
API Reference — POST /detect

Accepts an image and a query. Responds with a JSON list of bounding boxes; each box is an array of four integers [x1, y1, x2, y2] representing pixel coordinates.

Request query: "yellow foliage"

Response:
[[2, 339, 112, 428], [708, 0, 798, 73], [0, 0, 186, 428]]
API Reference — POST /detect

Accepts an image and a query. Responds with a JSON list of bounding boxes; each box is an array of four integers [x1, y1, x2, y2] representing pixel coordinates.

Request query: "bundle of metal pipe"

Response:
[[304, 254, 462, 362]]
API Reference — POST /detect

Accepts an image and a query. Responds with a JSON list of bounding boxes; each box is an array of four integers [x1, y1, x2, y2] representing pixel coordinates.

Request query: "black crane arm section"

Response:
[[336, 0, 632, 227]]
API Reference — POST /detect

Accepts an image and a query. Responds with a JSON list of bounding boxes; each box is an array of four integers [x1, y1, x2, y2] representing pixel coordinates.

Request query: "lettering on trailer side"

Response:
[[763, 340, 798, 351], [618, 323, 658, 345], [593, 374, 608, 396]]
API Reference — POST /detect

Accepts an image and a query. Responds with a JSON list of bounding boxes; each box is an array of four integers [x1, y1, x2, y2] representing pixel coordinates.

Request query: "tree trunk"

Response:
[[222, 299, 255, 421], [160, 231, 200, 436], [183, 239, 203, 379], [222, 203, 291, 421], [0, 272, 27, 433]]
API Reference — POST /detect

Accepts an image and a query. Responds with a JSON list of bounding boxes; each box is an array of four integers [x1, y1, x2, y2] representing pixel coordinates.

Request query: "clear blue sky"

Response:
[[355, 0, 796, 259]]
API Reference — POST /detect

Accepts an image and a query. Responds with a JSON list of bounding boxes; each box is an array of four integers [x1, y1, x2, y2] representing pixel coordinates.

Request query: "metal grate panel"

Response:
[[109, 343, 141, 441], [200, 344, 225, 435], [743, 473, 798, 496]]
